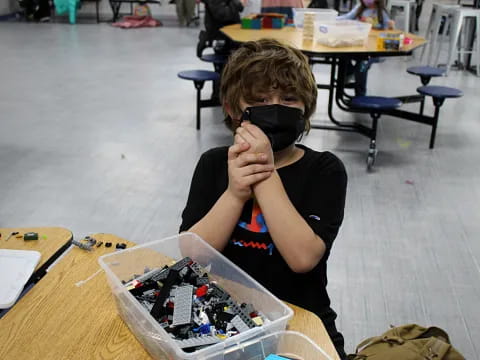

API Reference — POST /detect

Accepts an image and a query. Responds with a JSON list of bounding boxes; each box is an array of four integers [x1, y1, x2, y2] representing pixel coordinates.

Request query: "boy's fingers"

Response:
[[236, 125, 256, 143], [243, 171, 272, 185], [234, 134, 248, 145], [240, 163, 275, 176], [235, 152, 268, 167], [228, 143, 249, 160], [242, 122, 267, 139]]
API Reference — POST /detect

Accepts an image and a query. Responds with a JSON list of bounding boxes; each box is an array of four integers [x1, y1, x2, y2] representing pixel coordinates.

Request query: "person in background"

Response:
[[196, 0, 246, 102], [197, 0, 246, 57], [338, 0, 394, 96], [180, 39, 348, 359], [175, 0, 196, 26]]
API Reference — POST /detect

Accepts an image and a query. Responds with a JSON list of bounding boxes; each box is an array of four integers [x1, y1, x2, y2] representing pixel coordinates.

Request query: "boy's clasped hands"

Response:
[[227, 121, 274, 203]]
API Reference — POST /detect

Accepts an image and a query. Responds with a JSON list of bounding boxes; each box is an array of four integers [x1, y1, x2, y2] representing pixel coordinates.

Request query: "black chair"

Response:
[[416, 85, 463, 149], [350, 96, 403, 170], [178, 70, 221, 130]]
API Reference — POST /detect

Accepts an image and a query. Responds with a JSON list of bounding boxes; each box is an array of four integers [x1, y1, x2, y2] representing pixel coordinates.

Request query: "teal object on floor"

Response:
[[54, 0, 80, 24]]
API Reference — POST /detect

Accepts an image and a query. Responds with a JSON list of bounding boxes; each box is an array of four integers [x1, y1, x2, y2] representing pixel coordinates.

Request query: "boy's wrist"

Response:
[[224, 188, 249, 207], [252, 169, 279, 193]]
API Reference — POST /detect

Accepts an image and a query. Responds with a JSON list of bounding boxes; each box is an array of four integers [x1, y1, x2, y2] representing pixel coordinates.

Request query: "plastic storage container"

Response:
[[315, 20, 372, 47], [204, 331, 333, 360], [293, 8, 337, 28], [98, 233, 293, 360]]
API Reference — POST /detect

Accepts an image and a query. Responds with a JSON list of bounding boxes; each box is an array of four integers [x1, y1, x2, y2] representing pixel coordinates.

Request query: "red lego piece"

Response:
[[262, 16, 273, 29], [133, 280, 143, 288], [196, 285, 208, 297], [167, 301, 174, 308]]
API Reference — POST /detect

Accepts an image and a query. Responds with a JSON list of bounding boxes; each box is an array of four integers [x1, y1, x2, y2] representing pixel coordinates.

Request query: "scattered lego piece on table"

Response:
[[105, 242, 112, 248], [72, 239, 93, 251], [5, 232, 19, 241], [24, 232, 39, 241]]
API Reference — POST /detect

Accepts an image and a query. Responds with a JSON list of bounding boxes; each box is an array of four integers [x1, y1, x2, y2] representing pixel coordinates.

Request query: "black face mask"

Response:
[[241, 104, 305, 152]]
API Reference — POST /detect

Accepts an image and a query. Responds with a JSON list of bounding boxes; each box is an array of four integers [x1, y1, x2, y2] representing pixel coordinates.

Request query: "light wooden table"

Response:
[[0, 233, 340, 360], [221, 24, 426, 55], [0, 226, 73, 281]]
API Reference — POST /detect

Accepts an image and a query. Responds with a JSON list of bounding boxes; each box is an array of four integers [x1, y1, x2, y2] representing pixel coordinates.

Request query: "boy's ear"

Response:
[[224, 102, 234, 119]]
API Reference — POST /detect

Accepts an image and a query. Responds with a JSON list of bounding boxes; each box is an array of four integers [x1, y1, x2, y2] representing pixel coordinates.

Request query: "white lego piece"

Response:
[[231, 315, 250, 333]]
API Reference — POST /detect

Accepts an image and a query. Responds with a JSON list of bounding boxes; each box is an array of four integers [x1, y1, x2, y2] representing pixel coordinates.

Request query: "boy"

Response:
[[180, 39, 348, 359]]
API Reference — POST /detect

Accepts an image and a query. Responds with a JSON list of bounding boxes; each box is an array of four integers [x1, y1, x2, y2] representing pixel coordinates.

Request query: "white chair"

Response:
[[387, 0, 417, 33], [420, 2, 461, 66], [445, 7, 480, 75]]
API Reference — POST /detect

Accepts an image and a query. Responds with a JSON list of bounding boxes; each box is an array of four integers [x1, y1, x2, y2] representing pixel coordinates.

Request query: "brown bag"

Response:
[[348, 324, 465, 360]]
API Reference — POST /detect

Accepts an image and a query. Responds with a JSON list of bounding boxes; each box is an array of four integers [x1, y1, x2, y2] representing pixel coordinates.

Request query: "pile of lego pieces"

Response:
[[241, 13, 286, 29], [124, 257, 266, 352]]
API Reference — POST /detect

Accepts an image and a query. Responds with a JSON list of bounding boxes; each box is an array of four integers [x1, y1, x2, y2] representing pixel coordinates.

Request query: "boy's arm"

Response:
[[253, 172, 327, 273], [184, 143, 273, 251], [187, 189, 246, 251], [235, 123, 344, 273]]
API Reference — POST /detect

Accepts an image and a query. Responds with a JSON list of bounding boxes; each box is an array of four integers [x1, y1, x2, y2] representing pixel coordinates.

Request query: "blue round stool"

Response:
[[350, 96, 403, 171], [200, 53, 228, 74], [407, 66, 445, 85], [416, 85, 463, 149], [178, 70, 220, 130]]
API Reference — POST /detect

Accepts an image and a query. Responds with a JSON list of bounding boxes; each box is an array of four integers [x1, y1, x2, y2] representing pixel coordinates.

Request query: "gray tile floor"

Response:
[[1, 6, 480, 358]]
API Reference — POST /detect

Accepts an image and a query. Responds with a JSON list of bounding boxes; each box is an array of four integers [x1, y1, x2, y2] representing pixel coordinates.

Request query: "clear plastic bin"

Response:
[[204, 331, 333, 360], [98, 233, 293, 360], [315, 20, 372, 47], [293, 8, 337, 28]]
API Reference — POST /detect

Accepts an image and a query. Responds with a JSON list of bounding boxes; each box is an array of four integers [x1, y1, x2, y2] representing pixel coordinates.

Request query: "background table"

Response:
[[221, 24, 426, 56], [0, 233, 340, 360]]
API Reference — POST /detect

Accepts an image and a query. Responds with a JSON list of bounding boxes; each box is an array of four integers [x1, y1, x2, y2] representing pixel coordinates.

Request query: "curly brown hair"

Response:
[[220, 39, 317, 132]]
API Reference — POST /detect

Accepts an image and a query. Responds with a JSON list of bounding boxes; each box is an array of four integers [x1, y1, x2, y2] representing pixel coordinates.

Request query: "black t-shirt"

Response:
[[179, 144, 347, 322]]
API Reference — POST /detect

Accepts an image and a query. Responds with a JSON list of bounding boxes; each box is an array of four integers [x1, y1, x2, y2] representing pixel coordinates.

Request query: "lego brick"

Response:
[[209, 284, 230, 302], [240, 303, 255, 316], [272, 18, 284, 29], [175, 335, 221, 349], [252, 19, 261, 29], [150, 268, 179, 319], [171, 257, 192, 271], [252, 316, 263, 326], [172, 285, 193, 326], [189, 262, 206, 277], [262, 16, 273, 28], [241, 18, 252, 29], [230, 315, 250, 333], [195, 276, 209, 286], [228, 303, 257, 328]]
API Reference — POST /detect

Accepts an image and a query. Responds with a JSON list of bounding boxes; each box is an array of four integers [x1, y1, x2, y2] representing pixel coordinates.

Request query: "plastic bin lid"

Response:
[[0, 249, 41, 309]]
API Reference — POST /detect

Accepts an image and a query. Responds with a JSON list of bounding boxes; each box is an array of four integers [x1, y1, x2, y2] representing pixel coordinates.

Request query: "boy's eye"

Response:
[[283, 96, 298, 102]]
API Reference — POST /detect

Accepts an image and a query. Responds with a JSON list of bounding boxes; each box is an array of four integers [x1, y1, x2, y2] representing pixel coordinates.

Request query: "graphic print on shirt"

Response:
[[232, 199, 275, 255]]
